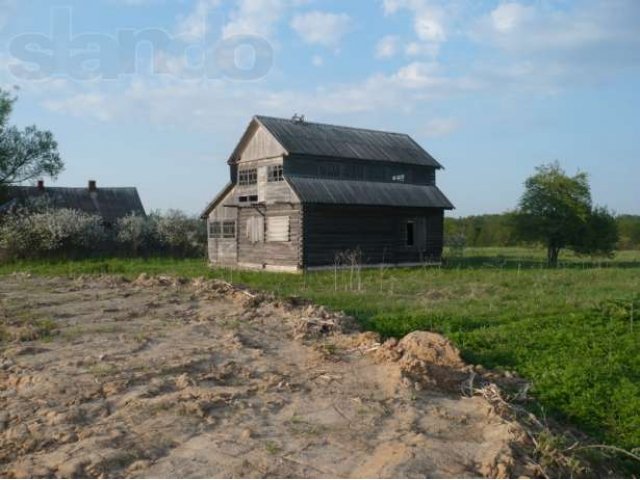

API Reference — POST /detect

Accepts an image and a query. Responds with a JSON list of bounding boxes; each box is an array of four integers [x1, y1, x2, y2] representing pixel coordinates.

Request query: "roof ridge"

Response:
[[9, 185, 139, 190], [254, 115, 413, 138]]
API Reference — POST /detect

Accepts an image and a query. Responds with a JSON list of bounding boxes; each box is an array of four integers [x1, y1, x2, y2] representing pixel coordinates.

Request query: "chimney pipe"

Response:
[[37, 180, 45, 191], [88, 180, 97, 192]]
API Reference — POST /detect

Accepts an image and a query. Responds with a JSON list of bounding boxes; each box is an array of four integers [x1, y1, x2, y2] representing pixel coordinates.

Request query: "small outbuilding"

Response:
[[201, 115, 454, 272], [0, 180, 146, 225]]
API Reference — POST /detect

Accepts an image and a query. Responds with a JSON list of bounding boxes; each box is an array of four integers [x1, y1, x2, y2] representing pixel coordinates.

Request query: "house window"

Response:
[[267, 216, 290, 242], [222, 221, 236, 239], [392, 173, 406, 183], [238, 194, 259, 204], [268, 165, 284, 182], [246, 216, 264, 243], [238, 168, 257, 185], [209, 221, 236, 239], [406, 221, 414, 246], [209, 221, 222, 238]]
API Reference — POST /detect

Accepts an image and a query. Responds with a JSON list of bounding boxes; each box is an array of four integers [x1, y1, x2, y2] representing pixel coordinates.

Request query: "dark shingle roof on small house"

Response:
[[287, 177, 454, 209], [3, 184, 145, 223], [254, 116, 443, 168]]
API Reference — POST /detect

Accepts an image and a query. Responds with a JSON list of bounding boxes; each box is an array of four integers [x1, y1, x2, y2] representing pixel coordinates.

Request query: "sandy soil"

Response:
[[0, 274, 537, 478]]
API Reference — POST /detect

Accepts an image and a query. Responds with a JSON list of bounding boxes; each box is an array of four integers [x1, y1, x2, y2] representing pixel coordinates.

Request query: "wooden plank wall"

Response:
[[237, 204, 302, 268], [207, 187, 238, 265], [302, 205, 444, 266]]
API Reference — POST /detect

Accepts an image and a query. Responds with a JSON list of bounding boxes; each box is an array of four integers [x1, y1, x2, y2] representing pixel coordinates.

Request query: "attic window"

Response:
[[392, 174, 406, 183], [238, 168, 257, 186], [268, 165, 284, 182], [238, 195, 259, 204]]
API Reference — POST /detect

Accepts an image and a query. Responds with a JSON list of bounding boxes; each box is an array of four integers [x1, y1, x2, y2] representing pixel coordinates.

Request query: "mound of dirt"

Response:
[[375, 332, 470, 391], [0, 275, 540, 479]]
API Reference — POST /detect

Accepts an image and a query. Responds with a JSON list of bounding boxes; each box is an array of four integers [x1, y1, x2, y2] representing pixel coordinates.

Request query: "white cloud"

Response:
[[490, 2, 533, 33], [175, 0, 221, 41], [414, 7, 446, 42], [470, 0, 640, 89], [43, 93, 115, 122], [223, 0, 288, 39], [380, 0, 450, 60], [375, 35, 399, 59], [290, 11, 351, 48], [25, 0, 640, 132], [392, 61, 442, 89], [404, 41, 439, 58], [423, 117, 460, 138], [474, 0, 640, 54]]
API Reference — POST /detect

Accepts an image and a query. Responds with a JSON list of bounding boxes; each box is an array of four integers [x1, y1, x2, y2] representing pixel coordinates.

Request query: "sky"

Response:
[[0, 0, 638, 217]]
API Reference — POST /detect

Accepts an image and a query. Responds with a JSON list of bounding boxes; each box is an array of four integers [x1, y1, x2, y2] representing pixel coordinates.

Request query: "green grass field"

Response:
[[1, 247, 639, 457]]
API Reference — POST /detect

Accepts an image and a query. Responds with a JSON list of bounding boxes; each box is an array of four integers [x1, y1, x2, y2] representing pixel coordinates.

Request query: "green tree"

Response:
[[0, 88, 63, 189], [573, 206, 619, 258], [514, 162, 617, 266]]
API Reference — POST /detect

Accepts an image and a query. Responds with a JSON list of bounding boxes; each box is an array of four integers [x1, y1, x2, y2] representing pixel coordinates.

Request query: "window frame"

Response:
[[238, 168, 258, 186], [222, 221, 236, 239], [209, 220, 236, 239], [208, 221, 222, 238], [266, 216, 290, 243], [267, 164, 284, 183], [238, 194, 259, 204]]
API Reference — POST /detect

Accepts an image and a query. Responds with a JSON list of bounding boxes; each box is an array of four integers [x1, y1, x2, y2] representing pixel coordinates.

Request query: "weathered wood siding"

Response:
[[239, 125, 286, 163], [235, 158, 298, 204], [207, 187, 237, 265], [237, 204, 302, 269], [302, 205, 443, 267]]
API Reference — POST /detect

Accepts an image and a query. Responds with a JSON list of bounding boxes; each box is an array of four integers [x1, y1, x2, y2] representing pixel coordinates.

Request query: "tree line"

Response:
[[446, 213, 640, 250]]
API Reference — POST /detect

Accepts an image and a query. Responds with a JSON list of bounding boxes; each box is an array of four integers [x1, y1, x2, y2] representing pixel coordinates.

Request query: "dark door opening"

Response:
[[406, 221, 414, 247]]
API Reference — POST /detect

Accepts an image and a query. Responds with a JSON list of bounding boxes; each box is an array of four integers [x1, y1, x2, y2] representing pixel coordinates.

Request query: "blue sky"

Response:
[[1, 0, 638, 216]]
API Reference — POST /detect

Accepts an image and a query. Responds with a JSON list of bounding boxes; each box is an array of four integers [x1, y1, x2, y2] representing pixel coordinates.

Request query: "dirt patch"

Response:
[[1, 275, 539, 478]]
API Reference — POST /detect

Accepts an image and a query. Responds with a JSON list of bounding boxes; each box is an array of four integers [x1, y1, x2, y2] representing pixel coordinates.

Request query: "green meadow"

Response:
[[2, 247, 639, 457]]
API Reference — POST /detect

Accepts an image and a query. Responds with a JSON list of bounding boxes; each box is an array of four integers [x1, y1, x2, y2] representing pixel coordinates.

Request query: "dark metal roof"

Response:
[[200, 182, 233, 219], [3, 186, 146, 222], [255, 116, 443, 168], [287, 177, 454, 209]]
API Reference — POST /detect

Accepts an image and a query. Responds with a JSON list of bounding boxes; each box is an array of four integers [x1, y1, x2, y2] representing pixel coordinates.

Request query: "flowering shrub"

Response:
[[0, 206, 205, 260], [116, 213, 161, 256], [0, 207, 107, 259], [155, 210, 206, 257]]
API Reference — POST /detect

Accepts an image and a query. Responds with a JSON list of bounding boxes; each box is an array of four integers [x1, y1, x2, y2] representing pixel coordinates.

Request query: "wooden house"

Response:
[[0, 180, 146, 225], [201, 115, 454, 272]]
